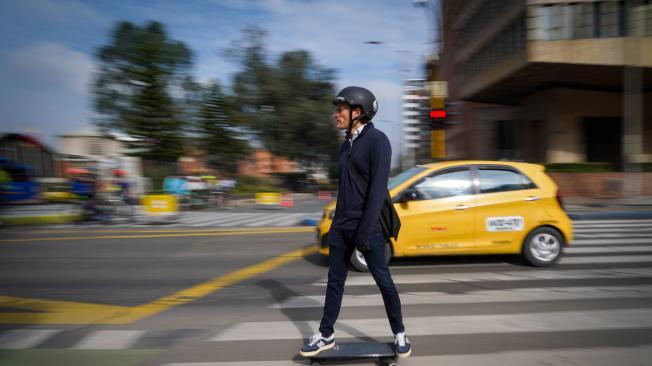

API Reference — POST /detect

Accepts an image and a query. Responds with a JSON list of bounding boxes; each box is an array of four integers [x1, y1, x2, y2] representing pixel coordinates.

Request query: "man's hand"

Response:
[[355, 231, 372, 252]]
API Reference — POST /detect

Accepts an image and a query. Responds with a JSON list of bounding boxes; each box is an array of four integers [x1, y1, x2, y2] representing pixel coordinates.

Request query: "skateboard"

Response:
[[309, 342, 398, 366]]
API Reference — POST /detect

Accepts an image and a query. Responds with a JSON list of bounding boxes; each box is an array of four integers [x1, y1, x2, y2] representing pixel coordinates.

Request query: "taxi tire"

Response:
[[350, 241, 392, 272], [522, 226, 564, 267]]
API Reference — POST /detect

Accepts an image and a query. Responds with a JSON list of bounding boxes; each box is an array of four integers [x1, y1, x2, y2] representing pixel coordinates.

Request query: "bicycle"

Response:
[[210, 190, 236, 210]]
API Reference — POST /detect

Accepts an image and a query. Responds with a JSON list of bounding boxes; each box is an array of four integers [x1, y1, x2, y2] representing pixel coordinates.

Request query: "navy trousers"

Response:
[[319, 225, 405, 337]]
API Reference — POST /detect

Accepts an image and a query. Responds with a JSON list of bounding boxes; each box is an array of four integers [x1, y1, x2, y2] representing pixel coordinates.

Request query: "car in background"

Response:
[[316, 161, 573, 271]]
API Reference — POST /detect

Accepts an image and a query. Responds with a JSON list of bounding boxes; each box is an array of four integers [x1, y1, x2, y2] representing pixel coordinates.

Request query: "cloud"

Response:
[[3, 42, 94, 95]]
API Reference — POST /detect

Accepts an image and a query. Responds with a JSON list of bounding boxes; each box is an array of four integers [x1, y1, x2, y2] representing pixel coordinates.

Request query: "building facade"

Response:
[[0, 133, 60, 178], [402, 79, 431, 168], [440, 0, 652, 172]]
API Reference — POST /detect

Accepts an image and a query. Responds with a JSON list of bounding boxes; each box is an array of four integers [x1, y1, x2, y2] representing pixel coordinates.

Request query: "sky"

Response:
[[0, 0, 432, 163]]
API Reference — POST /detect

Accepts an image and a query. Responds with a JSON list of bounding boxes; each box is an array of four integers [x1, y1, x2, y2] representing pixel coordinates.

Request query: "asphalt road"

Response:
[[1, 219, 652, 366]]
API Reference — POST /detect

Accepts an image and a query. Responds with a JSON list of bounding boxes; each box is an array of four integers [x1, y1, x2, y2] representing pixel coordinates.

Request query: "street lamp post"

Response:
[[413, 0, 442, 56]]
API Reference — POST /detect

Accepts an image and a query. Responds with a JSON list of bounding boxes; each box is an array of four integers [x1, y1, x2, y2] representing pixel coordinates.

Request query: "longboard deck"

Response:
[[310, 342, 397, 365]]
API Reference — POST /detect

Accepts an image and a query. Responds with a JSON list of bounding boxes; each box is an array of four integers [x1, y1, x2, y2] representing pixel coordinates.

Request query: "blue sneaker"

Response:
[[394, 332, 411, 358], [299, 332, 335, 357]]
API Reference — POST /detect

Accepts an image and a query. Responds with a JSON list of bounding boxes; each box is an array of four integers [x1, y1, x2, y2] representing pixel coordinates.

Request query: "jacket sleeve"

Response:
[[356, 133, 391, 238]]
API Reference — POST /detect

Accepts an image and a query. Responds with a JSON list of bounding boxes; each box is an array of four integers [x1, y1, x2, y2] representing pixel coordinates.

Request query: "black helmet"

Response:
[[333, 86, 378, 122]]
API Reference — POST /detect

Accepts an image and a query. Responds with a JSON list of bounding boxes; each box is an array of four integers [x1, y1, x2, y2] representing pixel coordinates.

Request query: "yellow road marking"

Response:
[[0, 246, 319, 324], [0, 296, 131, 325], [0, 227, 314, 243], [6, 226, 315, 235]]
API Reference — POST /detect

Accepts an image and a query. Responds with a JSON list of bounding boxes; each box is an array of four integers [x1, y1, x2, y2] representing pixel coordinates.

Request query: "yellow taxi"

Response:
[[316, 161, 573, 271]]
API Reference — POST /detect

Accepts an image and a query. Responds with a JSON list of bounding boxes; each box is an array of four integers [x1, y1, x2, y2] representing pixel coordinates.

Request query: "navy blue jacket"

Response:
[[332, 122, 391, 242]]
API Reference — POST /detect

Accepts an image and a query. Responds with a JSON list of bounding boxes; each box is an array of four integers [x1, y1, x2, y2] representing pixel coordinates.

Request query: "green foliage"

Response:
[[93, 21, 192, 162], [234, 175, 284, 194], [225, 27, 340, 171], [195, 82, 250, 174], [141, 161, 177, 192]]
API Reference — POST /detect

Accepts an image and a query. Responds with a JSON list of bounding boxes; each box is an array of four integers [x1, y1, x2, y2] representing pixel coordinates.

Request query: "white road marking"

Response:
[[275, 285, 652, 308], [312, 268, 652, 286], [210, 308, 652, 341], [72, 330, 146, 350], [0, 329, 60, 349]]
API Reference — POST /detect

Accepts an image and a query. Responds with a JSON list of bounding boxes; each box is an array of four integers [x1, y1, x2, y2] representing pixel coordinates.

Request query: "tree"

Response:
[[93, 21, 192, 162], [225, 27, 340, 173], [196, 82, 249, 174]]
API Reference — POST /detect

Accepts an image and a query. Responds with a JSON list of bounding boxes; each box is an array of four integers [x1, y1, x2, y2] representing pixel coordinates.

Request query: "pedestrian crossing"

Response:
[[44, 211, 322, 229], [1, 219, 652, 366]]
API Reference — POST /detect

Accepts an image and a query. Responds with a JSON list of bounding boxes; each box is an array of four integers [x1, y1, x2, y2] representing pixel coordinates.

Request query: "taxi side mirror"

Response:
[[398, 189, 418, 203]]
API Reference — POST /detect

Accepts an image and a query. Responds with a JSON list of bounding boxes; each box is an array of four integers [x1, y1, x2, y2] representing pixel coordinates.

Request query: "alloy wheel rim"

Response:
[[529, 233, 560, 262], [354, 249, 367, 268]]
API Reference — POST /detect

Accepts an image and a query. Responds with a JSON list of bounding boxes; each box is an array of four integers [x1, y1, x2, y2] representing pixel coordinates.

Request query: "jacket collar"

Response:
[[355, 122, 374, 141]]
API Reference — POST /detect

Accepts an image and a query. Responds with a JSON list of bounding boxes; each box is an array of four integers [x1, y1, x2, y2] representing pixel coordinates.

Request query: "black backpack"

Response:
[[348, 154, 401, 240]]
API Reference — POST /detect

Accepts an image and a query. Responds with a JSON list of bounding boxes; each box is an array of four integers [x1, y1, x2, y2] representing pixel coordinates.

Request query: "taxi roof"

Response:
[[418, 160, 545, 172]]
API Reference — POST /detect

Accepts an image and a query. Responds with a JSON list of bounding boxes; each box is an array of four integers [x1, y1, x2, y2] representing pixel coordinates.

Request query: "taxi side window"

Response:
[[412, 169, 472, 200], [478, 168, 536, 194]]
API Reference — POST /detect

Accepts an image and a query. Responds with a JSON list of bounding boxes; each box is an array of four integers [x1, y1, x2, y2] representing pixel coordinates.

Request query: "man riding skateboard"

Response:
[[300, 86, 411, 358]]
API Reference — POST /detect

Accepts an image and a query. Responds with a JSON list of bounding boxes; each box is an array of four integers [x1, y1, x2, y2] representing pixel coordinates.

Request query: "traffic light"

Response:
[[429, 107, 446, 128], [429, 81, 447, 129]]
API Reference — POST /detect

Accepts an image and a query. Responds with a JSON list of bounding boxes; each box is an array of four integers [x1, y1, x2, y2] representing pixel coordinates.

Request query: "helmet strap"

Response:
[[346, 107, 361, 141]]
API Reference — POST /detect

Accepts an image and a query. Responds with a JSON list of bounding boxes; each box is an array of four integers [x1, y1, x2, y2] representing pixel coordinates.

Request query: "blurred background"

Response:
[[1, 1, 652, 366], [0, 0, 651, 221]]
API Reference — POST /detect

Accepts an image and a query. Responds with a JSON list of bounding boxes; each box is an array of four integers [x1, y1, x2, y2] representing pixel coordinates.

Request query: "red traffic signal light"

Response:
[[429, 110, 446, 119]]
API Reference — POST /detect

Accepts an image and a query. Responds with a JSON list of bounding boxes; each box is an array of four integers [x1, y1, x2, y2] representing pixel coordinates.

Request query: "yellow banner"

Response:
[[255, 192, 281, 205], [141, 194, 178, 214]]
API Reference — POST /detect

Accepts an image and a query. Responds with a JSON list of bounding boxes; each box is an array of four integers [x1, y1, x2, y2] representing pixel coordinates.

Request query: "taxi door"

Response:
[[394, 167, 476, 256], [473, 166, 543, 253]]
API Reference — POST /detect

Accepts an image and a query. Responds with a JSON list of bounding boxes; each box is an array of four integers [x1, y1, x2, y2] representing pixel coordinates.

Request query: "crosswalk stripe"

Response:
[[573, 224, 652, 229], [573, 236, 652, 240], [205, 214, 264, 227], [161, 346, 652, 366], [313, 267, 652, 286], [249, 213, 304, 227], [559, 255, 652, 263], [210, 308, 652, 341], [273, 285, 652, 308], [163, 361, 306, 366], [72, 330, 146, 350], [238, 215, 285, 227], [566, 246, 652, 253], [573, 222, 652, 229], [572, 238, 652, 245], [204, 214, 255, 226], [0, 329, 60, 349], [394, 346, 652, 366], [573, 219, 652, 225], [185, 214, 254, 226]]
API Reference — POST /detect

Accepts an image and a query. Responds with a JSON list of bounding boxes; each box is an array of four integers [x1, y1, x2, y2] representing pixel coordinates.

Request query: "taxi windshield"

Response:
[[388, 166, 426, 190]]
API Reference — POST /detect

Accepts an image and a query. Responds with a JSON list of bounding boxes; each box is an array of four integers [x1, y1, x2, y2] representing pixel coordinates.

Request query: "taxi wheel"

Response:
[[522, 227, 564, 267], [350, 241, 392, 272]]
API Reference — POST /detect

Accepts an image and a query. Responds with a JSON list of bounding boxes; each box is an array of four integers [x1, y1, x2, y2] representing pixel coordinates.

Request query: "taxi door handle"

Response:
[[455, 204, 470, 211], [525, 196, 540, 202]]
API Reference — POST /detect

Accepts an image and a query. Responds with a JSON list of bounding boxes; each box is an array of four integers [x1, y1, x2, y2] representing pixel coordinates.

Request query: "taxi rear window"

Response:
[[478, 168, 537, 194]]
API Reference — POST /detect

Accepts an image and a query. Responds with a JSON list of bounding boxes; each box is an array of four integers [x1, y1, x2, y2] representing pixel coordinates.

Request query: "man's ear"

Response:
[[353, 107, 363, 119]]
